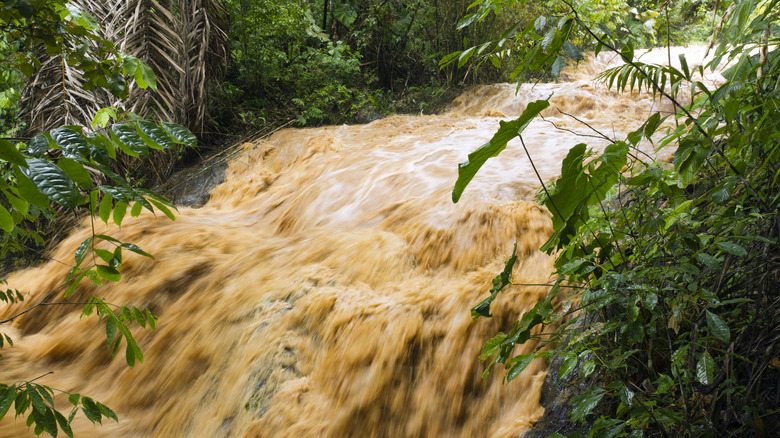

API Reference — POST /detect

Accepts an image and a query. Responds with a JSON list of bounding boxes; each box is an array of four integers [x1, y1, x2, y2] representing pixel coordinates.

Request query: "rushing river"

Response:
[[0, 47, 714, 437]]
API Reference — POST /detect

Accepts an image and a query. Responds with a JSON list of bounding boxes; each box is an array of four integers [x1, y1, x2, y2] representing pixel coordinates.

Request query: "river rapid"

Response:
[[0, 47, 714, 437]]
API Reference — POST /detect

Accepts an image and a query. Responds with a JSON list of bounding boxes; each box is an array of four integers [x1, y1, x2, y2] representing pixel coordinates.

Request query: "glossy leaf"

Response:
[[23, 158, 80, 208], [161, 122, 197, 147]]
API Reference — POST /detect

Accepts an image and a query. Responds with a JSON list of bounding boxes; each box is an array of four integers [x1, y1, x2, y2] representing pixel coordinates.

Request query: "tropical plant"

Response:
[[23, 0, 228, 136], [452, 0, 780, 436], [1, 1, 197, 436]]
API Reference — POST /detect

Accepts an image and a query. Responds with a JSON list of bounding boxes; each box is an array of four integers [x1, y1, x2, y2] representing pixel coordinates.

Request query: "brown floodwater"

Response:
[[0, 47, 716, 437]]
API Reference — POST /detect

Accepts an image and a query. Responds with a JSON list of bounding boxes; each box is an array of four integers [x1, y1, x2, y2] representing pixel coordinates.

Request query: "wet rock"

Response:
[[159, 156, 229, 208], [522, 315, 600, 438]]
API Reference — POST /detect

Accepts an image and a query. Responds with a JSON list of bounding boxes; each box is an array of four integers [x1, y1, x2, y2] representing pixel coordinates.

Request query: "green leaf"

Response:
[[14, 168, 49, 208], [80, 397, 101, 424], [149, 198, 175, 220], [105, 316, 118, 353], [0, 384, 17, 419], [92, 107, 116, 129], [146, 309, 157, 330], [130, 202, 143, 217], [131, 307, 146, 327], [133, 59, 157, 91], [0, 205, 13, 232], [559, 353, 578, 379], [506, 353, 534, 382], [706, 310, 730, 343], [54, 410, 73, 438], [582, 360, 596, 377], [0, 139, 27, 168], [99, 194, 113, 224], [161, 122, 197, 148], [551, 55, 566, 77], [136, 121, 174, 150], [563, 41, 583, 62], [26, 384, 46, 414], [57, 158, 93, 189], [67, 394, 80, 407], [111, 124, 148, 157], [453, 99, 549, 203], [27, 135, 50, 158], [470, 244, 517, 319], [570, 387, 604, 421], [96, 402, 118, 423], [113, 201, 128, 226], [697, 350, 715, 385], [23, 158, 80, 208], [50, 128, 90, 159], [96, 265, 121, 282], [121, 243, 154, 259], [715, 241, 747, 257], [697, 252, 720, 268]]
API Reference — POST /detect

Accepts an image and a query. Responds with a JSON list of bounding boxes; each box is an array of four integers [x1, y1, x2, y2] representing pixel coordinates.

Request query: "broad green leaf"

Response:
[[50, 128, 90, 159], [136, 121, 174, 150], [570, 387, 604, 421], [161, 122, 197, 148], [27, 135, 50, 158], [99, 193, 113, 224], [130, 202, 143, 217], [113, 201, 128, 226], [559, 353, 578, 379], [563, 41, 583, 62], [453, 99, 549, 203], [133, 59, 157, 91], [0, 139, 27, 167], [697, 350, 715, 385], [92, 107, 116, 129], [57, 158, 93, 189], [123, 56, 139, 76], [0, 205, 13, 232], [716, 241, 747, 257], [111, 124, 148, 157], [23, 158, 80, 208], [582, 360, 596, 377], [457, 46, 476, 68], [706, 310, 730, 343], [96, 265, 121, 282]]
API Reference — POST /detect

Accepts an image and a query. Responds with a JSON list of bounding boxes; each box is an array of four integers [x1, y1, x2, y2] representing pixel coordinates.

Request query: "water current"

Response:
[[0, 47, 716, 437]]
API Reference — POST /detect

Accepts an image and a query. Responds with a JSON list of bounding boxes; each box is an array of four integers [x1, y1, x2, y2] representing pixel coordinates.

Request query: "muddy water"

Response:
[[0, 48, 709, 437]]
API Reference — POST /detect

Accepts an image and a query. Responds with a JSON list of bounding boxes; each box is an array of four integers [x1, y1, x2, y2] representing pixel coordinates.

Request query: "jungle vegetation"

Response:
[[2, 0, 772, 437]]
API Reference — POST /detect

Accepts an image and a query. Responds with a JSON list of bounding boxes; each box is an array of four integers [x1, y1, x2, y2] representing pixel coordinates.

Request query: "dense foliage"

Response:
[[1, 1, 198, 436], [455, 0, 779, 437]]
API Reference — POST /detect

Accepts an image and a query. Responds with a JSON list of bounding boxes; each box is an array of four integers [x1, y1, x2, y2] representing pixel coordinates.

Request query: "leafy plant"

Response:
[[1, 1, 198, 436], [452, 0, 780, 436]]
